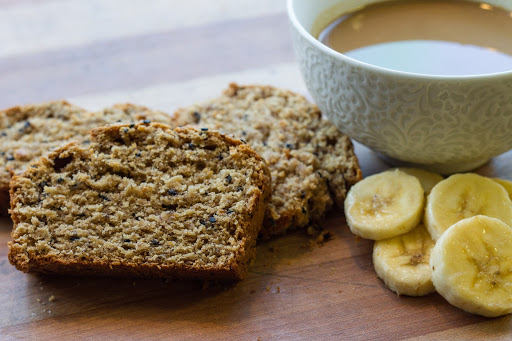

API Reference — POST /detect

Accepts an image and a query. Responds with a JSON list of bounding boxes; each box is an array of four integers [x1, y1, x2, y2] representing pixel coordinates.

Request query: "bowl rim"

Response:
[[287, 0, 512, 81]]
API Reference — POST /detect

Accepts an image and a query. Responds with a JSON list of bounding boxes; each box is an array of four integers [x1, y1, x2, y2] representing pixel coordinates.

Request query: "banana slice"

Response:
[[430, 215, 512, 317], [493, 177, 512, 200], [373, 224, 435, 296], [391, 168, 443, 194], [425, 173, 512, 240], [345, 169, 424, 240]]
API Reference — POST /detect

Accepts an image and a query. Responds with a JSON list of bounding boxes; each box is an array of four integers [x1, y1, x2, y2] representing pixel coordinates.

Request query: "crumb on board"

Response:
[[48, 295, 55, 302], [306, 226, 317, 236], [307, 228, 334, 250], [305, 224, 334, 248], [315, 230, 333, 245]]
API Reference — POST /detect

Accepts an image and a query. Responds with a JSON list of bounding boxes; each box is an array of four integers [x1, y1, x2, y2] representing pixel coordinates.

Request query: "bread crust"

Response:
[[0, 182, 9, 214], [9, 123, 271, 280]]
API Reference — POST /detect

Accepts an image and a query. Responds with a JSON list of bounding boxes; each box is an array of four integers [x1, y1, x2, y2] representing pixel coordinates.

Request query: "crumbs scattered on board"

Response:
[[307, 225, 333, 249], [34, 293, 56, 315], [265, 284, 282, 294]]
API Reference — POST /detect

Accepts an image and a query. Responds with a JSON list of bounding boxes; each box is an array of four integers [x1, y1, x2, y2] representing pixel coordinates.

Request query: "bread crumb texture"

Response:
[[173, 84, 362, 237], [8, 123, 271, 280], [0, 101, 172, 213]]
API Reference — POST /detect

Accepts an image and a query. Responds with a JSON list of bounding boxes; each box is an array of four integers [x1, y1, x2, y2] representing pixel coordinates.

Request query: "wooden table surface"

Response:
[[1, 1, 511, 340]]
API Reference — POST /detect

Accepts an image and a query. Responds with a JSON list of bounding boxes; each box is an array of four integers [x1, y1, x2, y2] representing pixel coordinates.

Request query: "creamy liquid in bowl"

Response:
[[317, 0, 512, 75]]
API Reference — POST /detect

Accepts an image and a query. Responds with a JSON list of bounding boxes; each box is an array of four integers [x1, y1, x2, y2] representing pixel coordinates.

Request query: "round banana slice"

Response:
[[493, 177, 512, 200], [390, 168, 443, 195], [425, 173, 512, 240], [344, 169, 424, 240], [430, 215, 512, 317], [373, 224, 435, 296]]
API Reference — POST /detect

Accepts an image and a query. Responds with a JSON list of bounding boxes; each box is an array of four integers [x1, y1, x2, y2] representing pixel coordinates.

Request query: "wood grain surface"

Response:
[[1, 1, 512, 340]]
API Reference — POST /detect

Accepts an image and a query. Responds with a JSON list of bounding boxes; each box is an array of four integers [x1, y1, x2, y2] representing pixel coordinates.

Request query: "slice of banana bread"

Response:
[[172, 84, 362, 237], [0, 101, 172, 214], [9, 123, 271, 280]]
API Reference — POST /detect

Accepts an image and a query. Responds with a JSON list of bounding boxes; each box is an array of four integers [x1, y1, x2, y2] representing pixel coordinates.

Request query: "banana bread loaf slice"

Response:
[[172, 84, 362, 237], [9, 123, 271, 280], [0, 101, 172, 214]]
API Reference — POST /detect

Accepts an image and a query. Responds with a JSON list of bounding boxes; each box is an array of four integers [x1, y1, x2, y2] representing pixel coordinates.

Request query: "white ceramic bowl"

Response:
[[288, 0, 512, 174]]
